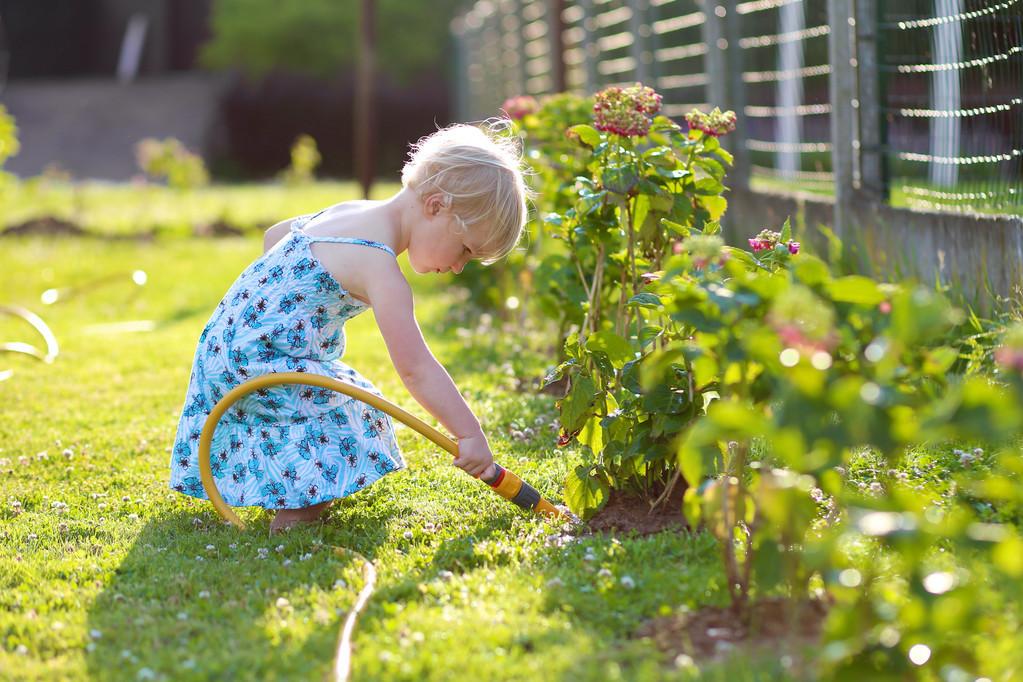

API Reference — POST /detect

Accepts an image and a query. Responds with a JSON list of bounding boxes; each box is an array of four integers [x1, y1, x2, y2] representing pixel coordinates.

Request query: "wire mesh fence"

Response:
[[451, 0, 1023, 218]]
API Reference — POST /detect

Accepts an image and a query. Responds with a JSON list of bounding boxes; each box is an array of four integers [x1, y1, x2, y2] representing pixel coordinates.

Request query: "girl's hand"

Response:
[[454, 433, 496, 479]]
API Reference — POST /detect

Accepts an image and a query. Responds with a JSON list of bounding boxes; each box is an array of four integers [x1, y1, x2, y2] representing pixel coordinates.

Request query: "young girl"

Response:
[[170, 120, 531, 532]]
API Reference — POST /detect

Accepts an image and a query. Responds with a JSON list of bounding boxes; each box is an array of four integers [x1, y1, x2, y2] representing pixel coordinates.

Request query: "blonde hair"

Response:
[[401, 118, 534, 265]]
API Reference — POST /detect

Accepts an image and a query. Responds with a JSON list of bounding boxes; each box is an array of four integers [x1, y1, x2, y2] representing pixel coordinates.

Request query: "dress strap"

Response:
[[290, 210, 396, 257], [303, 236, 397, 258]]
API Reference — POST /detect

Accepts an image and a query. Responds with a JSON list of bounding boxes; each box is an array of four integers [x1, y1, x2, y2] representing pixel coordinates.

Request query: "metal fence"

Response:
[[451, 0, 1023, 219]]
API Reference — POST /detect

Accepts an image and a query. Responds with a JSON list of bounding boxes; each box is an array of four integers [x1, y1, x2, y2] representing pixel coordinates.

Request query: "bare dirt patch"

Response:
[[635, 597, 829, 664], [2, 217, 89, 238], [586, 486, 688, 535]]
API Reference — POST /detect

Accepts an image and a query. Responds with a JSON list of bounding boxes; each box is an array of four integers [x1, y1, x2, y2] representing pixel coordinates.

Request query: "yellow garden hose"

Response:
[[197, 371, 565, 680]]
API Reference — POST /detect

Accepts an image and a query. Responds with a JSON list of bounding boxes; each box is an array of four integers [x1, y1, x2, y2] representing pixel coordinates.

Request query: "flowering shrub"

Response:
[[591, 83, 662, 137], [684, 107, 737, 137], [280, 134, 321, 185], [135, 137, 210, 189], [501, 95, 540, 121]]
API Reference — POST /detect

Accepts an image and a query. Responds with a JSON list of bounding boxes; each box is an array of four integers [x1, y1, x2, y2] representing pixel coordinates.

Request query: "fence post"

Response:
[[827, 0, 856, 240], [548, 0, 567, 93], [627, 0, 651, 85], [723, 0, 749, 190], [855, 0, 885, 202], [578, 0, 599, 92], [701, 1, 727, 112]]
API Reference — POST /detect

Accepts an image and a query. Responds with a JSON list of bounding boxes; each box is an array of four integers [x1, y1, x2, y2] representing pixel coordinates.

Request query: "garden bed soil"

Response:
[[635, 597, 829, 664], [2, 217, 89, 238], [587, 486, 688, 535]]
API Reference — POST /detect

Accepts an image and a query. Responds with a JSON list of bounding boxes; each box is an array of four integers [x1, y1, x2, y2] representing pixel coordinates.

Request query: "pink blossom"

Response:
[[788, 241, 800, 254], [593, 83, 662, 137], [502, 95, 539, 120], [684, 108, 737, 137]]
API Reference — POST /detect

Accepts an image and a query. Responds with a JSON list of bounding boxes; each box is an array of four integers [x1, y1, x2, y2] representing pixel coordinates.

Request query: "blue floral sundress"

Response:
[[169, 210, 405, 509]]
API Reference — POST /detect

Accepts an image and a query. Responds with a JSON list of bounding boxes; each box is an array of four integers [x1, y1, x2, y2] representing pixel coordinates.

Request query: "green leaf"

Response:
[[923, 346, 959, 376], [780, 217, 792, 243], [560, 374, 598, 432], [565, 465, 610, 520], [661, 218, 691, 238], [698, 195, 727, 221], [578, 414, 606, 456], [826, 276, 886, 305], [586, 331, 635, 369], [627, 292, 663, 309], [602, 165, 640, 194], [568, 124, 601, 147], [639, 324, 663, 348]]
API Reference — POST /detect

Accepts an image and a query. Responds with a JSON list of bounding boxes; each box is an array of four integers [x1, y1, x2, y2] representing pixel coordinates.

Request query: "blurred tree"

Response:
[[199, 0, 472, 83]]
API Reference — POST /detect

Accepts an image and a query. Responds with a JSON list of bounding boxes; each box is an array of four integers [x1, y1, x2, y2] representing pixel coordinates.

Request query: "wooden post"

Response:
[[355, 0, 376, 200], [701, 1, 727, 111], [578, 0, 599, 92], [548, 0, 567, 93], [723, 0, 749, 189], [854, 0, 884, 200], [827, 0, 855, 240], [627, 0, 651, 85]]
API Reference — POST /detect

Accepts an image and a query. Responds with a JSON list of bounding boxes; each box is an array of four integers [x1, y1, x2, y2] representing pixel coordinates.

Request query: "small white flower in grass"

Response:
[[228, 543, 237, 550], [128, 514, 139, 521], [121, 650, 133, 659], [275, 544, 285, 553], [674, 654, 694, 669], [181, 660, 197, 670], [27, 533, 37, 541], [620, 575, 636, 589], [257, 548, 269, 559], [438, 570, 454, 582], [545, 577, 563, 588], [51, 621, 65, 631], [282, 559, 292, 567], [18, 456, 29, 466], [85, 642, 96, 652], [98, 503, 107, 510], [122, 496, 131, 502], [423, 522, 436, 533], [198, 591, 210, 599], [276, 597, 290, 609], [89, 629, 102, 640], [16, 644, 28, 655], [194, 556, 204, 562], [177, 612, 188, 621], [299, 553, 312, 561], [205, 544, 215, 551], [137, 667, 156, 680], [36, 451, 48, 461], [597, 568, 613, 579], [402, 530, 414, 540], [973, 447, 984, 457], [869, 482, 883, 495], [333, 579, 347, 590]]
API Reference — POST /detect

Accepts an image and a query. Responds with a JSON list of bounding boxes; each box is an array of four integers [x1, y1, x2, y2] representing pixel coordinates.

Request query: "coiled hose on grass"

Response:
[[197, 372, 565, 680]]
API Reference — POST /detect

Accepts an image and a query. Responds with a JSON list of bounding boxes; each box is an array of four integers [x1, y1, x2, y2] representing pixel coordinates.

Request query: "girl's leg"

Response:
[[270, 500, 333, 533]]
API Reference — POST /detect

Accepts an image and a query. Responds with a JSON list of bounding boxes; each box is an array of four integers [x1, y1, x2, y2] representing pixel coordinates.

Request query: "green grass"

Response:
[[0, 180, 402, 237], [2, 230, 1019, 680], [0, 235, 734, 681]]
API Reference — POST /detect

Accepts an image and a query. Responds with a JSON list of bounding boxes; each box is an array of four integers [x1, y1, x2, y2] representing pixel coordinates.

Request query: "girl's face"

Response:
[[409, 194, 481, 275]]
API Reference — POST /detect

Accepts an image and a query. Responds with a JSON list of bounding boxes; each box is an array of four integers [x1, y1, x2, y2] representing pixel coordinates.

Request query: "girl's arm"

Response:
[[364, 267, 483, 439], [263, 218, 295, 253]]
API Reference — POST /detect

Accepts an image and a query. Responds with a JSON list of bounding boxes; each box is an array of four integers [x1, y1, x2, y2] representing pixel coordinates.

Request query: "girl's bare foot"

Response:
[[270, 500, 332, 534]]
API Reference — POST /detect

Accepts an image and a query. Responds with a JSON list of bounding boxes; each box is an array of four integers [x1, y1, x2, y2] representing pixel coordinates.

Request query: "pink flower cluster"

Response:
[[593, 83, 663, 137], [748, 229, 799, 255], [502, 95, 539, 121], [684, 108, 737, 137], [995, 347, 1023, 371]]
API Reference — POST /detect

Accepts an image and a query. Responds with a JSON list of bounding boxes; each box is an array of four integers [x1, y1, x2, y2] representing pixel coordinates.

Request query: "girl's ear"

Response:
[[424, 192, 445, 217]]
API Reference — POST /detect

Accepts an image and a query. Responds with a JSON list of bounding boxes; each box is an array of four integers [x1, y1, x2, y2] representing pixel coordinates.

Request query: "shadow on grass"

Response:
[[84, 502, 390, 681]]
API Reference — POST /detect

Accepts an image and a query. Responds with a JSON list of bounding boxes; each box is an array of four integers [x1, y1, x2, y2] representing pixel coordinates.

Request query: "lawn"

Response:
[[3, 229, 1020, 680], [0, 233, 747, 681]]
